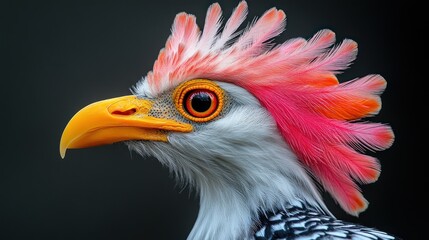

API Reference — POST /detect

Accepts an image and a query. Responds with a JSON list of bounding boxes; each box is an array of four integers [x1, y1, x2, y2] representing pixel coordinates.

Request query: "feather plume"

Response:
[[213, 1, 248, 50], [137, 1, 394, 215]]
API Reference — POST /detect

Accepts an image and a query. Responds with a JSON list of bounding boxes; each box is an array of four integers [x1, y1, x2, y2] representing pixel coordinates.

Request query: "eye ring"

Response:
[[173, 79, 224, 122], [184, 90, 218, 118]]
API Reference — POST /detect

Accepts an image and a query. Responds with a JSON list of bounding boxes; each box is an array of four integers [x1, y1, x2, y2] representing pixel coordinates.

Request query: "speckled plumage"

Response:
[[254, 201, 398, 240]]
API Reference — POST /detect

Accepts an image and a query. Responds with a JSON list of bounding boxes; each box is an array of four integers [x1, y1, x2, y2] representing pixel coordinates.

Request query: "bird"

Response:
[[60, 1, 398, 239]]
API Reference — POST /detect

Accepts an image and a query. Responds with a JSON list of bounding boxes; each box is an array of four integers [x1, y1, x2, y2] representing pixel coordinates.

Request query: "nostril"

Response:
[[112, 108, 137, 116]]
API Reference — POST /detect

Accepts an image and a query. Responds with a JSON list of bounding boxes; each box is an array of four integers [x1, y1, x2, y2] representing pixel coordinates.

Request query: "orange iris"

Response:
[[184, 90, 218, 118]]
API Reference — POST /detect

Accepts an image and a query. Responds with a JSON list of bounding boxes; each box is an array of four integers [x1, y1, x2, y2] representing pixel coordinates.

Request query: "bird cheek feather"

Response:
[[59, 95, 192, 158]]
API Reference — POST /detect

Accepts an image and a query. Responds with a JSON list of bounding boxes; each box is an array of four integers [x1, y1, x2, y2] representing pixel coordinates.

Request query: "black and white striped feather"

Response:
[[254, 202, 399, 240]]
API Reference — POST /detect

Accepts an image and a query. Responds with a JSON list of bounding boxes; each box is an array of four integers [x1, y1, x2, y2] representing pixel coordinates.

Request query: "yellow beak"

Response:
[[60, 95, 192, 158]]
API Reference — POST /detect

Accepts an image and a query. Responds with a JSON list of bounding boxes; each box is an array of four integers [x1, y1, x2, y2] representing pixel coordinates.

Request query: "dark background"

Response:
[[1, 0, 419, 239]]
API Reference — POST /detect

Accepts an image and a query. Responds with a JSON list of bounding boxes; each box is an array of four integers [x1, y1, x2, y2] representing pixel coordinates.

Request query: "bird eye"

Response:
[[184, 90, 218, 118], [173, 79, 224, 122]]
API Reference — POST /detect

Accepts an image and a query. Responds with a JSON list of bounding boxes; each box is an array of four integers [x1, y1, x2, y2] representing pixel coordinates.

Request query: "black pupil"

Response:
[[189, 91, 212, 112]]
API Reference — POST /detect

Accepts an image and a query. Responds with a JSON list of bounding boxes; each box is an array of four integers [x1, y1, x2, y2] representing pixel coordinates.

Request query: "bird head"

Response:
[[60, 1, 394, 239]]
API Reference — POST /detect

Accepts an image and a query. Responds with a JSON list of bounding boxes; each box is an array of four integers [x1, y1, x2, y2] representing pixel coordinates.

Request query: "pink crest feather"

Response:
[[141, 1, 394, 216]]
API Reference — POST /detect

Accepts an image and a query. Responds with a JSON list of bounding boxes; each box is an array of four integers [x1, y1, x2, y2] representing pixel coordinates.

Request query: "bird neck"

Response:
[[187, 146, 328, 240], [188, 179, 253, 240]]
